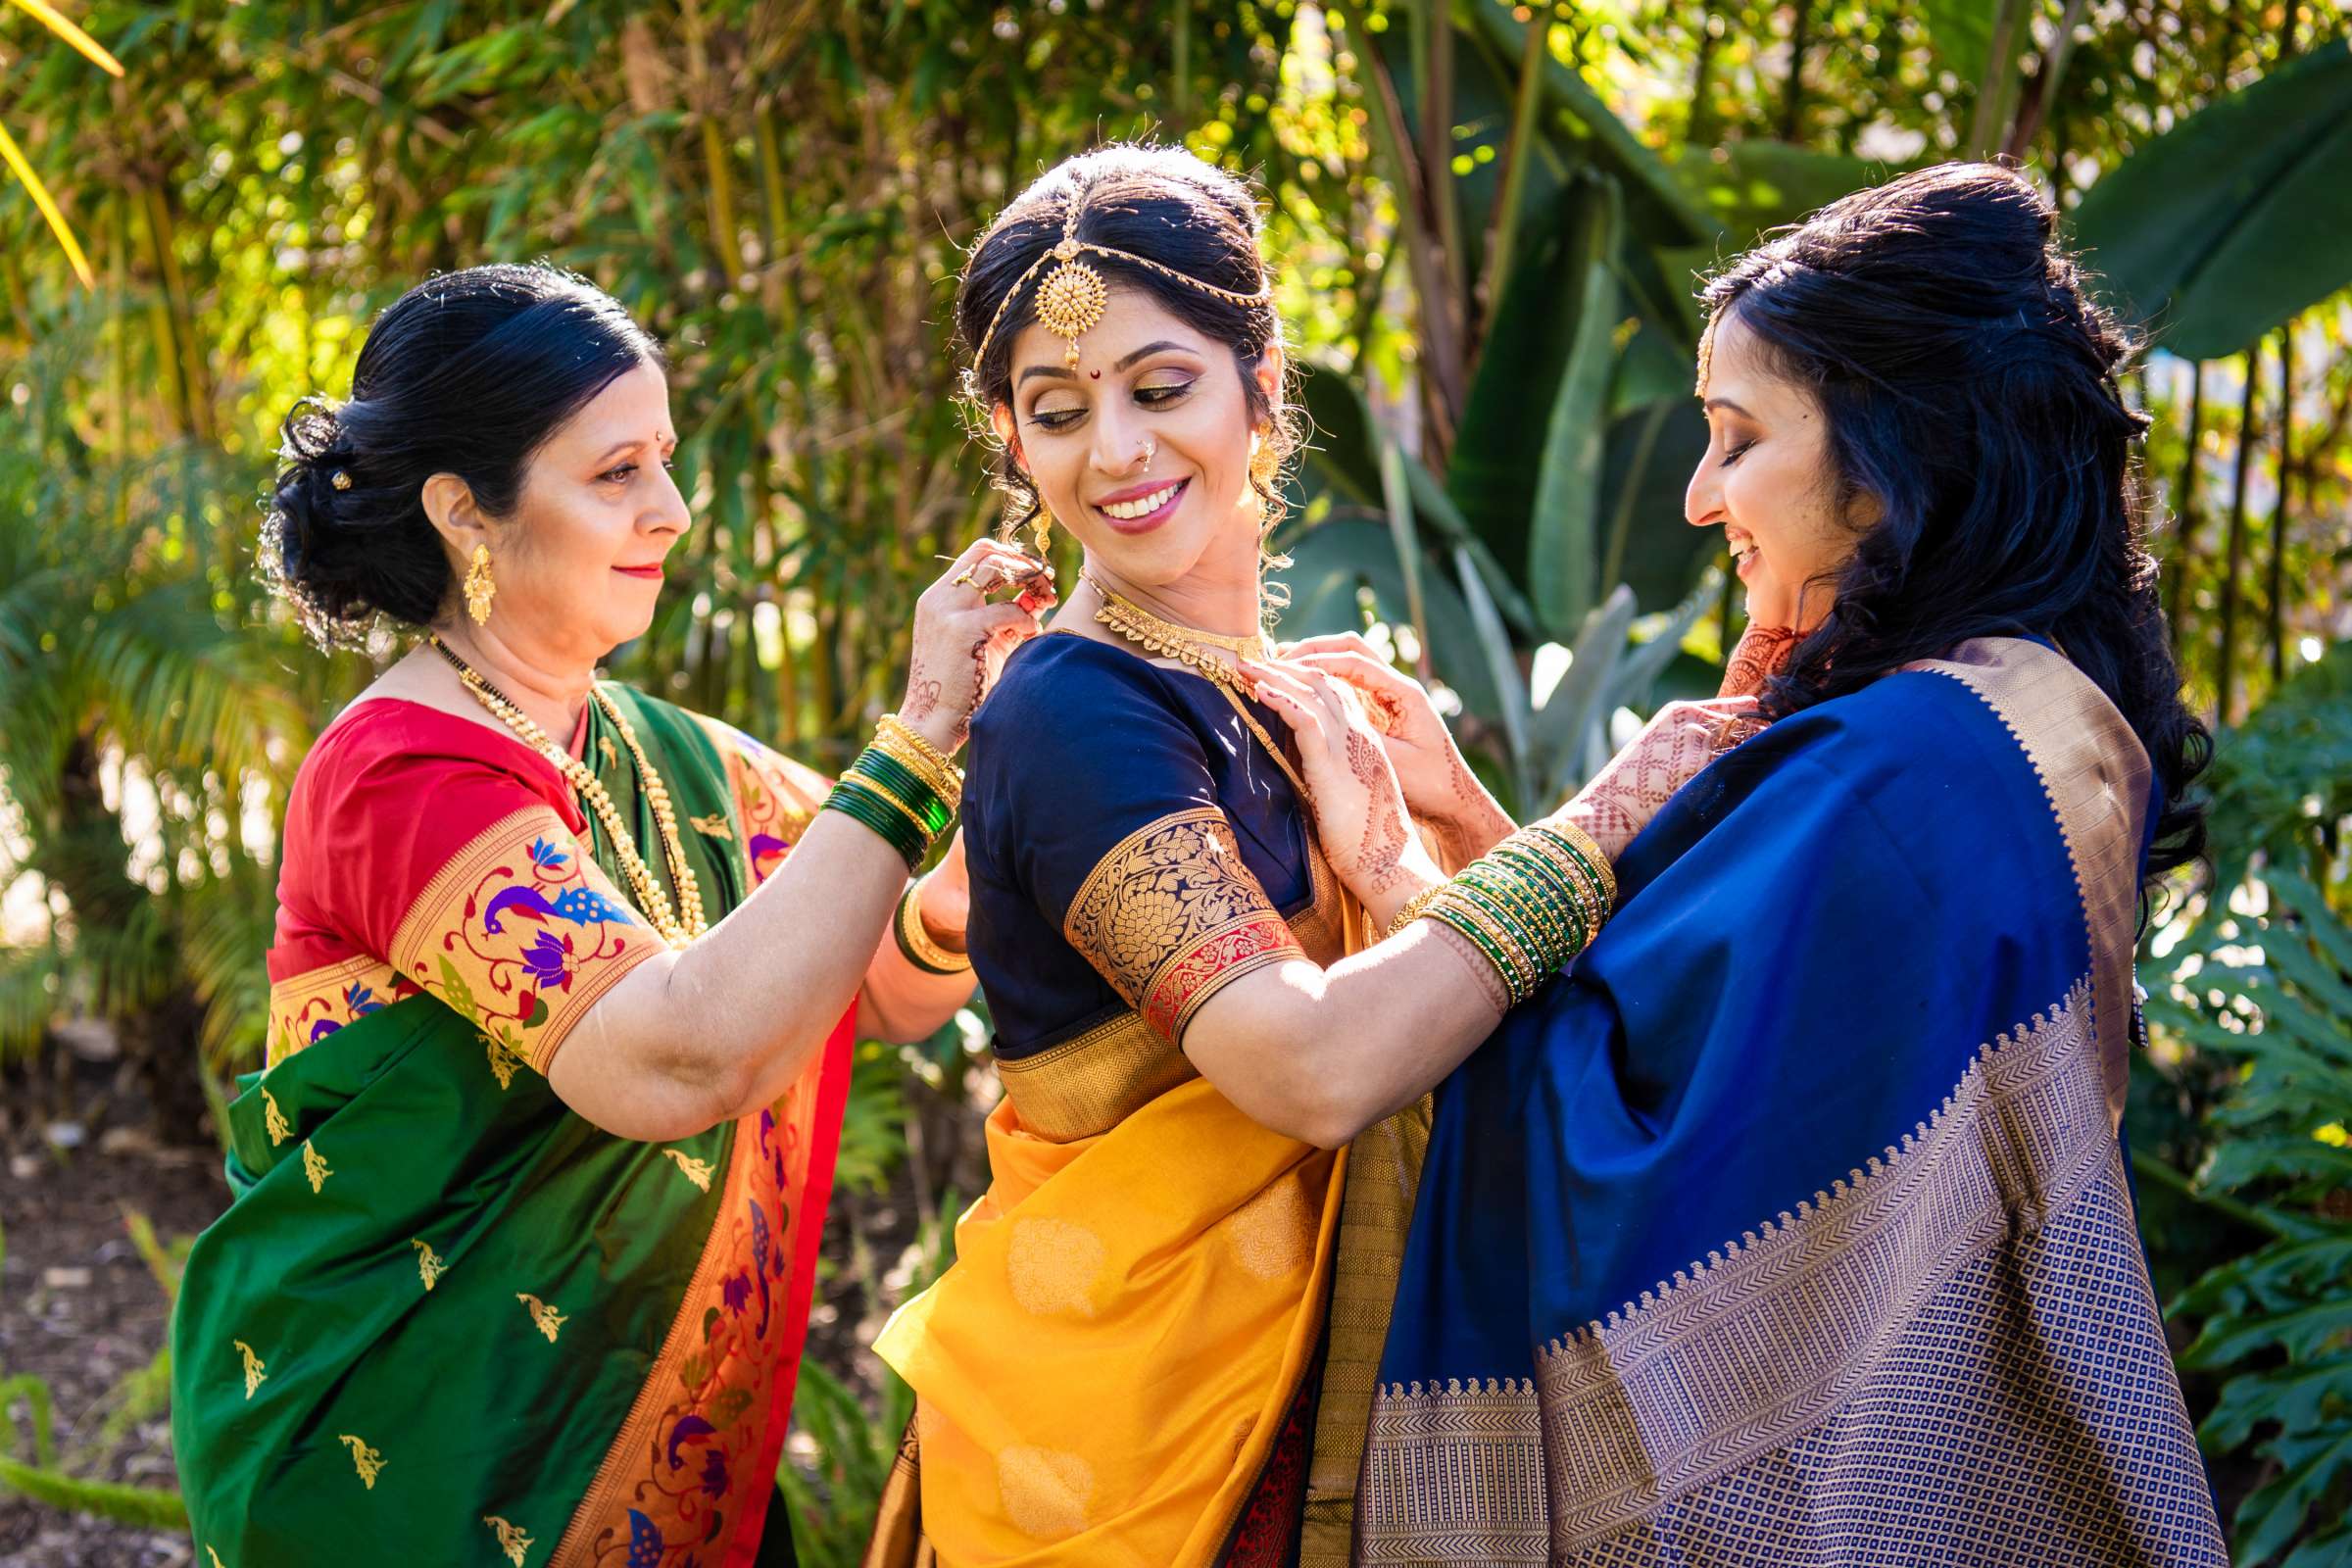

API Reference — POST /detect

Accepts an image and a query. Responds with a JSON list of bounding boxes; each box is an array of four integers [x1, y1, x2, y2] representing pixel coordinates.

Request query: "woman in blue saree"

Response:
[[1249, 164, 2229, 1563]]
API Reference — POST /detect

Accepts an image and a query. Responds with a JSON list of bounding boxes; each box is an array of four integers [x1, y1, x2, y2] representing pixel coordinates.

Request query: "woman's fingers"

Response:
[[1288, 648, 1410, 695], [1250, 678, 1327, 745]]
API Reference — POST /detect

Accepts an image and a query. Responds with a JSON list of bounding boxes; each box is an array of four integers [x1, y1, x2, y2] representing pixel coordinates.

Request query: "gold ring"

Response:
[[953, 571, 980, 589]]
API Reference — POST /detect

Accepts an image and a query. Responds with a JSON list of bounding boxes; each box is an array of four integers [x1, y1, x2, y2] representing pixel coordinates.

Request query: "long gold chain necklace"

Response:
[[427, 635, 707, 947]]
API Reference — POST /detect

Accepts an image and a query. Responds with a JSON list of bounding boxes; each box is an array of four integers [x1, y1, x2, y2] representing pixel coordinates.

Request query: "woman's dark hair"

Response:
[[1702, 161, 2209, 876], [955, 143, 1300, 606], [263, 262, 663, 647]]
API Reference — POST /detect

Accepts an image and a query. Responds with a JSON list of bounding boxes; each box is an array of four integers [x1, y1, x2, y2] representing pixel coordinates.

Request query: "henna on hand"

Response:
[[1719, 624, 1798, 702], [1347, 730, 1413, 895], [1422, 747, 1513, 869]]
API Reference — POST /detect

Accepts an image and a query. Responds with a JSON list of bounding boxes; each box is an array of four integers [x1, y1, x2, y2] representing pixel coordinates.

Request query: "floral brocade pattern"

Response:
[[388, 805, 660, 1076], [266, 955, 418, 1067], [697, 716, 827, 887], [555, 1089, 826, 1568], [1062, 808, 1303, 1041]]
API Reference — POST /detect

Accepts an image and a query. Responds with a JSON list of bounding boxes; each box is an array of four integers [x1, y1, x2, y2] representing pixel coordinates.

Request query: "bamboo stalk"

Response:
[[2214, 347, 2260, 726], [2164, 362, 2203, 649], [132, 184, 193, 440], [141, 182, 212, 443], [1172, 0, 1192, 131], [1688, 6, 1719, 148], [1966, 0, 2026, 158], [2268, 324, 2292, 688], [1776, 0, 1811, 142], [1481, 13, 1550, 321]]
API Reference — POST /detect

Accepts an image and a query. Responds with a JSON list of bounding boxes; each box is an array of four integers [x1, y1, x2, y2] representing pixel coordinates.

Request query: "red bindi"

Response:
[[1089, 369, 1101, 379]]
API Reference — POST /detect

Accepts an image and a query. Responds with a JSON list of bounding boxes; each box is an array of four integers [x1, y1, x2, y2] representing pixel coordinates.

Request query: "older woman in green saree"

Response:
[[170, 264, 1051, 1568]]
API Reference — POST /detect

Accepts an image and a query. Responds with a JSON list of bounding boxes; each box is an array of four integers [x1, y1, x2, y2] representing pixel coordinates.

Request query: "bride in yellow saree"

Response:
[[864, 145, 1739, 1568]]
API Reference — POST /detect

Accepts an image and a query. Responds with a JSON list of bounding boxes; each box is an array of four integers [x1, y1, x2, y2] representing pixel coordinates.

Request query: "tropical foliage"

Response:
[[1, 2, 2348, 1561]]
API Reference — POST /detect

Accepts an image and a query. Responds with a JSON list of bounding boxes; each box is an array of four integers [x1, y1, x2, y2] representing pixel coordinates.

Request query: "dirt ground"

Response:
[[0, 1077, 948, 1568], [1, 1134, 225, 1568]]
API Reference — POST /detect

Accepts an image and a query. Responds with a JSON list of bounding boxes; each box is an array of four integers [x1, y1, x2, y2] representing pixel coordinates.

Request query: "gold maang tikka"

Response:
[[971, 201, 1275, 376]]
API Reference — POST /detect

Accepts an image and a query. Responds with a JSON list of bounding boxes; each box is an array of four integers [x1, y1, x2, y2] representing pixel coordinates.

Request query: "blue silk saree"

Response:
[[1358, 639, 2227, 1566]]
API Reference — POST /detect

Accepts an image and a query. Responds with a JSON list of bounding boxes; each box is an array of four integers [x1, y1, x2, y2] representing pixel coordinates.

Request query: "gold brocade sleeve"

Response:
[[388, 806, 662, 1076], [1061, 807, 1305, 1044]]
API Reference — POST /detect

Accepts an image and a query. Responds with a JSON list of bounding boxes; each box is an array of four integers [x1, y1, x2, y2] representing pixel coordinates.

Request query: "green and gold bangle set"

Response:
[[821, 713, 963, 872], [1389, 820, 1617, 1005]]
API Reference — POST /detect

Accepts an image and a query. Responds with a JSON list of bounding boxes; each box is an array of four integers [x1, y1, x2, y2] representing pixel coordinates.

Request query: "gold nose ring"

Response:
[[1140, 438, 1156, 466]]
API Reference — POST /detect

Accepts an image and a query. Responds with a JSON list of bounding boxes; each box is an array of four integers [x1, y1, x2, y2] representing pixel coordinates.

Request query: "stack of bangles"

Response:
[[1386, 819, 1616, 1005], [821, 713, 962, 872]]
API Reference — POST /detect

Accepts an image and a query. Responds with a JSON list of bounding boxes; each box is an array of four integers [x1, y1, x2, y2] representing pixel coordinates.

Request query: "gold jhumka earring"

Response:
[[464, 544, 497, 624]]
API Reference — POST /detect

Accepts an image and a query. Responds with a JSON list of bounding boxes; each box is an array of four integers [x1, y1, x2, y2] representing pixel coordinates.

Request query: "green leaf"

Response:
[[1672, 141, 1894, 246], [1466, 1, 1710, 247], [1527, 174, 1622, 638], [2070, 41, 2352, 361], [1916, 0, 1996, 87], [1277, 519, 1506, 722], [2233, 1424, 2352, 1567], [1449, 180, 1594, 578]]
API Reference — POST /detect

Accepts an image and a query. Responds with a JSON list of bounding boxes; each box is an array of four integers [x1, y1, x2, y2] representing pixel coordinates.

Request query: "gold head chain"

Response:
[[971, 200, 1274, 373]]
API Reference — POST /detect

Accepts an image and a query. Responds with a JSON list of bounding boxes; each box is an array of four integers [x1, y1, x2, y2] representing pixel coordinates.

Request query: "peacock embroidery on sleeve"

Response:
[[390, 806, 662, 1075]]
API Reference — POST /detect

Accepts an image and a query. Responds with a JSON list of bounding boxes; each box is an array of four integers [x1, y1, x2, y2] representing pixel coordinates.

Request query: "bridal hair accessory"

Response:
[[972, 202, 1272, 374]]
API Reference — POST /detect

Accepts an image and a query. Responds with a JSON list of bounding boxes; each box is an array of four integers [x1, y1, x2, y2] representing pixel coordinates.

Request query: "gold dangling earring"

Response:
[[1030, 508, 1054, 559], [464, 544, 497, 624]]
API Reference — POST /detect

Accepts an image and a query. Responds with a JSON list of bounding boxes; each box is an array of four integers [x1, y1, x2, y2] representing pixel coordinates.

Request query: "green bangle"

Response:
[[822, 780, 926, 869], [848, 749, 954, 837], [1427, 894, 1536, 1002]]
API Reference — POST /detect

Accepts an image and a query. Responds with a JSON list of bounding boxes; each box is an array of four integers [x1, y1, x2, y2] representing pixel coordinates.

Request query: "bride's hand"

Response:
[[1554, 697, 1760, 859], [1276, 632, 1515, 865], [1245, 656, 1446, 930], [896, 536, 1056, 755]]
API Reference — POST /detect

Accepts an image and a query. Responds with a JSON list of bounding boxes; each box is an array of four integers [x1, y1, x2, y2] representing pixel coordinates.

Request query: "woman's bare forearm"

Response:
[[1181, 920, 1509, 1149], [551, 811, 910, 1138]]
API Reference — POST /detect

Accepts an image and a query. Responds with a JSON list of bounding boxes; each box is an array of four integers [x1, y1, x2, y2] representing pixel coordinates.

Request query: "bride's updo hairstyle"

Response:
[[263, 263, 662, 648], [956, 143, 1302, 573], [1703, 162, 2208, 874]]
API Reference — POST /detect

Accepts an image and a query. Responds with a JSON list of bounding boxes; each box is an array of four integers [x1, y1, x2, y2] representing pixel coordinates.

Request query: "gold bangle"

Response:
[[896, 880, 972, 974], [872, 724, 963, 809], [1385, 883, 1448, 938], [1535, 818, 1617, 910], [879, 713, 963, 783]]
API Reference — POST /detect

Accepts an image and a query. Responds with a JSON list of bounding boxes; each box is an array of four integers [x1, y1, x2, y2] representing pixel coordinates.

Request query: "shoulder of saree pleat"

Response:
[[1899, 636, 2150, 1126], [267, 698, 656, 1076], [683, 710, 826, 887]]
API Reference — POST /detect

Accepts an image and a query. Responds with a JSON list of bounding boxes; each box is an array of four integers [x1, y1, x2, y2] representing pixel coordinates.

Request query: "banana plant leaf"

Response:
[[1276, 516, 1506, 723], [2069, 40, 2352, 361], [1527, 173, 1622, 639], [1448, 177, 1606, 583]]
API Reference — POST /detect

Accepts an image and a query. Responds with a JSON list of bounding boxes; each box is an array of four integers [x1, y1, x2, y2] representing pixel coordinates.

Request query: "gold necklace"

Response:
[[1080, 577, 1310, 800], [1086, 574, 1270, 694], [428, 635, 707, 947]]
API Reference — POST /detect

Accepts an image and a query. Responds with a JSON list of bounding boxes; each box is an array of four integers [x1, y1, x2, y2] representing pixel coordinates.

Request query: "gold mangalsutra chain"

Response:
[[428, 636, 706, 947]]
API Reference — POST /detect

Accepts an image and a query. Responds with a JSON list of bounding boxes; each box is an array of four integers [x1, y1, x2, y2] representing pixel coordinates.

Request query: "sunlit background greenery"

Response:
[[1, 2, 2347, 1562]]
